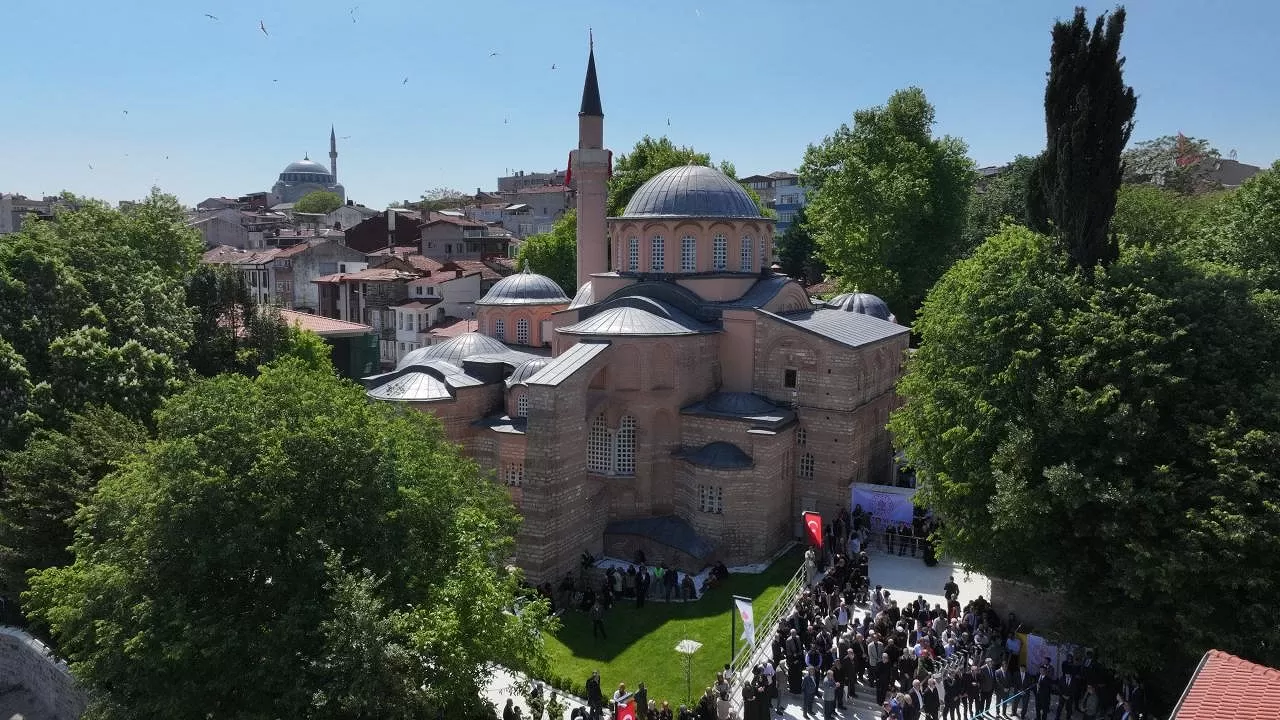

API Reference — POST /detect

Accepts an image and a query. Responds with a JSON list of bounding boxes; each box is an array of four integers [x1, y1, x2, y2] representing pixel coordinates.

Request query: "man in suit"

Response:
[[923, 677, 941, 720], [994, 662, 1011, 717], [908, 679, 926, 720], [1033, 667, 1054, 720], [1055, 672, 1078, 720], [1013, 665, 1034, 718], [979, 658, 997, 713]]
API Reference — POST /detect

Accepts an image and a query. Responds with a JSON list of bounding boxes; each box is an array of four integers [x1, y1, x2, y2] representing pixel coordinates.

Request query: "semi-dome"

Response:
[[826, 292, 895, 322], [620, 165, 761, 218], [476, 269, 570, 306], [568, 281, 596, 309], [505, 357, 552, 387], [396, 332, 510, 369], [281, 158, 332, 177]]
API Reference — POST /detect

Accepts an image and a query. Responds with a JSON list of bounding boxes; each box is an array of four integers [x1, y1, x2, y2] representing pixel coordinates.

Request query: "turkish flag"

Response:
[[617, 699, 637, 720], [803, 511, 823, 548]]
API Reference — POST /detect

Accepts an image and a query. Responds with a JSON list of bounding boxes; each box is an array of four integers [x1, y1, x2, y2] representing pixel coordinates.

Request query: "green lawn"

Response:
[[541, 547, 804, 708]]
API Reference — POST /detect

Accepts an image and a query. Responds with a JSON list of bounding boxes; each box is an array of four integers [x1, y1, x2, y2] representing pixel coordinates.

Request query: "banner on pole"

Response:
[[734, 596, 755, 648], [617, 699, 636, 720], [803, 511, 823, 547]]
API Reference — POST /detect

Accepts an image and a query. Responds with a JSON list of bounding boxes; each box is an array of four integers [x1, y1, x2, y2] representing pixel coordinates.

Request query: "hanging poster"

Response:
[[851, 482, 916, 530]]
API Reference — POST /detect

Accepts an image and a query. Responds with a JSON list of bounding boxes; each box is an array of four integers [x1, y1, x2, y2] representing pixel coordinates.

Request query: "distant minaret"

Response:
[[572, 32, 608, 289], [329, 125, 338, 181]]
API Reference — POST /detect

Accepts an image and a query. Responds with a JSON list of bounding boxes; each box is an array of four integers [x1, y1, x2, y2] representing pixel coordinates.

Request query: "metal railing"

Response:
[[721, 554, 810, 717]]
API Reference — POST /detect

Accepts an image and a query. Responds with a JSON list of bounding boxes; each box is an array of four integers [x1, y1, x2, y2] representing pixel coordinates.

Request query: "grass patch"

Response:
[[541, 547, 804, 708]]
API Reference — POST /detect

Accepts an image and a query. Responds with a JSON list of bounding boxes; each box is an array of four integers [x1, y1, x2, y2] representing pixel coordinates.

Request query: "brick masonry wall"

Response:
[[0, 627, 87, 720], [988, 578, 1067, 635]]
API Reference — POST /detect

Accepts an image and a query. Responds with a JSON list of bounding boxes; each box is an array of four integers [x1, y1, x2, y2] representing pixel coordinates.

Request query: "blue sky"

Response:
[[1, 0, 1277, 208]]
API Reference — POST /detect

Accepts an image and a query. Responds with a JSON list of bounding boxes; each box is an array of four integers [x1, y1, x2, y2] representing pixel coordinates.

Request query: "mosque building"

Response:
[[271, 126, 346, 205], [363, 41, 909, 582]]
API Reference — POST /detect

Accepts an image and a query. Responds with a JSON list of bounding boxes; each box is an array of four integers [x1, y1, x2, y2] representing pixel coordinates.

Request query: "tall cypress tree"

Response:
[[1027, 6, 1137, 270]]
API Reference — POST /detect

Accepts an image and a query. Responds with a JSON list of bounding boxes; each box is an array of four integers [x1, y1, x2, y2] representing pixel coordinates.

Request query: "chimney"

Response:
[[455, 269, 463, 278]]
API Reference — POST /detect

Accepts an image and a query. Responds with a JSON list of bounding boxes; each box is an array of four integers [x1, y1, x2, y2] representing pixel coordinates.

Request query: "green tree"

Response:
[[419, 187, 469, 212], [0, 192, 196, 447], [516, 210, 577, 295], [1122, 134, 1222, 195], [607, 135, 769, 217], [25, 360, 553, 719], [963, 155, 1038, 249], [185, 264, 294, 377], [890, 225, 1280, 698], [799, 87, 973, 324], [774, 207, 826, 284], [294, 190, 343, 214], [1184, 161, 1280, 291], [0, 407, 145, 600], [1110, 183, 1225, 250], [1027, 7, 1137, 270]]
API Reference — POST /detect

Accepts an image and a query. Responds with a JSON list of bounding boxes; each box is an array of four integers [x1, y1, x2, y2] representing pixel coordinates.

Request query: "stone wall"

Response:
[[0, 626, 87, 720], [988, 577, 1068, 635]]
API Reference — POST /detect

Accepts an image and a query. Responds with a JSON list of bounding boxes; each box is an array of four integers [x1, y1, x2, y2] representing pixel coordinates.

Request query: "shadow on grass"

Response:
[[552, 546, 805, 663]]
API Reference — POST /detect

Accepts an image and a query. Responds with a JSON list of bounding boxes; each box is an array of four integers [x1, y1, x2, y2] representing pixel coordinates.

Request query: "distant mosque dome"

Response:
[[827, 292, 895, 322], [620, 165, 761, 218], [476, 269, 570, 306], [280, 158, 333, 181]]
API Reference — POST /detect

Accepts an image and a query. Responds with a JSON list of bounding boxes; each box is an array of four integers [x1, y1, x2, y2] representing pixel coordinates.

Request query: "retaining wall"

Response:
[[0, 626, 87, 720]]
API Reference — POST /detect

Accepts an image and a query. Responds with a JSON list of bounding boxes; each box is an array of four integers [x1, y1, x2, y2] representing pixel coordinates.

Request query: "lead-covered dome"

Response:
[[827, 292, 895, 322], [476, 269, 570, 306], [620, 165, 761, 218], [505, 357, 551, 387], [281, 158, 332, 178], [396, 332, 510, 368]]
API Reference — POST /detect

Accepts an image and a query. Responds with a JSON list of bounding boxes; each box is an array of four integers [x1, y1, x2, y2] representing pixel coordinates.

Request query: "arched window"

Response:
[[796, 426, 807, 446], [681, 236, 697, 272], [493, 317, 506, 341], [650, 236, 665, 271], [627, 237, 639, 272], [587, 414, 611, 473], [516, 318, 530, 345], [712, 234, 727, 270], [616, 415, 636, 475], [798, 453, 815, 480], [740, 236, 753, 271], [516, 393, 529, 418]]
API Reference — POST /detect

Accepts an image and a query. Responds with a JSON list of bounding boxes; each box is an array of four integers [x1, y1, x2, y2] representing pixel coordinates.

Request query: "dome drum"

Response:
[[476, 270, 571, 306]]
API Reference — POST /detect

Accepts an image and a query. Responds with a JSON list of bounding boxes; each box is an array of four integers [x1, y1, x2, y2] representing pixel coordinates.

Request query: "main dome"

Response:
[[396, 332, 510, 369], [281, 158, 331, 177], [476, 269, 570, 306], [620, 165, 761, 218]]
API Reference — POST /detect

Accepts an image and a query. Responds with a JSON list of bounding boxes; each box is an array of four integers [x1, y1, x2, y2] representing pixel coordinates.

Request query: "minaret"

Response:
[[329, 125, 338, 181], [572, 33, 609, 289]]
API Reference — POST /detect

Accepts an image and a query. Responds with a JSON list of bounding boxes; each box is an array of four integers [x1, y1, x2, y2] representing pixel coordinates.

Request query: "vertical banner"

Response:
[[734, 596, 755, 648], [803, 511, 823, 548]]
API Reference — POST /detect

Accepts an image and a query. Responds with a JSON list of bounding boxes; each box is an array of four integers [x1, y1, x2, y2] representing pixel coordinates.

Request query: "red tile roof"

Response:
[[397, 299, 442, 310], [278, 310, 373, 337], [428, 318, 479, 339], [312, 268, 420, 283], [202, 245, 281, 265], [424, 212, 486, 228], [449, 259, 506, 281], [1173, 650, 1280, 720]]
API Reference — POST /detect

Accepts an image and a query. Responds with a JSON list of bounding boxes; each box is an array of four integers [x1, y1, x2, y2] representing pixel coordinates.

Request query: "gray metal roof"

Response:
[[475, 269, 570, 306], [281, 159, 332, 177], [525, 340, 611, 387], [366, 371, 452, 402], [396, 332, 511, 368], [682, 392, 795, 430], [763, 307, 907, 349], [677, 441, 754, 469], [826, 292, 895, 321], [505, 357, 552, 387], [714, 274, 793, 309], [604, 515, 715, 562], [559, 297, 716, 337], [620, 165, 762, 219], [568, 281, 596, 309]]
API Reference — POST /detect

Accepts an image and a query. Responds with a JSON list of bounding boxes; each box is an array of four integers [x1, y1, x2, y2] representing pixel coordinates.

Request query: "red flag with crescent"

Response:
[[564, 150, 574, 186], [803, 511, 823, 548], [617, 699, 637, 720]]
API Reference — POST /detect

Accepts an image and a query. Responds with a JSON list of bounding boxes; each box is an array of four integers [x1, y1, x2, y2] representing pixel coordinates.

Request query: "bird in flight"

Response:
[[350, 6, 358, 23], [204, 13, 218, 21], [550, 63, 557, 70], [504, 117, 509, 125], [403, 77, 409, 85], [667, 117, 671, 126], [489, 51, 499, 57], [340, 136, 351, 140], [259, 20, 269, 36], [87, 163, 94, 170]]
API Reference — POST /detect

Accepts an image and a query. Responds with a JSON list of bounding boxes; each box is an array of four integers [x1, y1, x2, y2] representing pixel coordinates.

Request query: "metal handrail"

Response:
[[720, 557, 810, 717]]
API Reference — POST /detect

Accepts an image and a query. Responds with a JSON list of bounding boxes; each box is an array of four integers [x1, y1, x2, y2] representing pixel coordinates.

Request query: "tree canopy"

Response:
[[963, 155, 1037, 250], [185, 264, 297, 377], [774, 207, 826, 285], [25, 359, 552, 719], [1027, 7, 1136, 270], [892, 224, 1280, 695], [799, 87, 973, 324], [1182, 161, 1280, 291], [1122, 134, 1222, 195], [294, 190, 343, 214], [516, 210, 577, 295]]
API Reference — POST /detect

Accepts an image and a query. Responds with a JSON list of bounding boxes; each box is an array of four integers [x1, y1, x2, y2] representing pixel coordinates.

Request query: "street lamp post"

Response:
[[674, 639, 702, 707]]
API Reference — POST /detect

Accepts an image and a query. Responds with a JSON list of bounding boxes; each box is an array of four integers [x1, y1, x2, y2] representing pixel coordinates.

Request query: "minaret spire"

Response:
[[579, 30, 603, 117], [572, 33, 608, 289], [329, 125, 338, 181]]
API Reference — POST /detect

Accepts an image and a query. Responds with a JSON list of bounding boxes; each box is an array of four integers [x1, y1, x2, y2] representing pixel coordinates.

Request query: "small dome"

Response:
[[476, 269, 570, 306], [621, 165, 761, 218], [568, 281, 596, 309], [396, 332, 510, 369], [281, 158, 331, 177], [827, 292, 894, 322], [705, 392, 780, 416], [681, 441, 754, 469], [506, 357, 551, 387]]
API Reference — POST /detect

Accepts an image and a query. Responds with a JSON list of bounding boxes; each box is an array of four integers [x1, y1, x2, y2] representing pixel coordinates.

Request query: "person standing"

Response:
[[820, 669, 839, 720], [802, 667, 819, 719], [994, 661, 1011, 717], [586, 671, 603, 720], [923, 678, 941, 720], [591, 601, 607, 640], [1033, 670, 1054, 720], [1079, 685, 1099, 720], [979, 658, 997, 714], [1014, 665, 1034, 718], [636, 682, 649, 720], [943, 673, 961, 720]]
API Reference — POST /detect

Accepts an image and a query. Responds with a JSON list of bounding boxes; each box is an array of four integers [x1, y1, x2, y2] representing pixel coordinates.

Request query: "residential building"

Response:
[[324, 201, 380, 232], [420, 213, 512, 260], [344, 209, 424, 253], [498, 169, 567, 193], [392, 271, 483, 364], [361, 44, 908, 585], [739, 171, 809, 234], [0, 194, 60, 235], [1171, 649, 1280, 720], [202, 239, 365, 311], [201, 246, 281, 306], [279, 309, 379, 379]]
